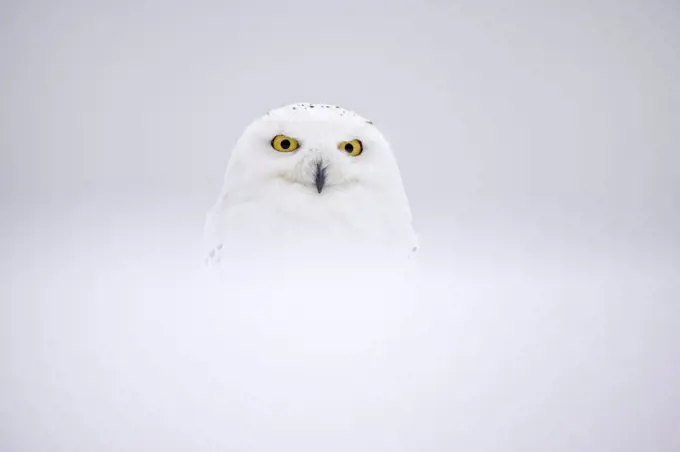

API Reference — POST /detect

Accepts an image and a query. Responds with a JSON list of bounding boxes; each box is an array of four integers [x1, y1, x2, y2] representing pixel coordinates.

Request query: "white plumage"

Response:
[[204, 103, 417, 269]]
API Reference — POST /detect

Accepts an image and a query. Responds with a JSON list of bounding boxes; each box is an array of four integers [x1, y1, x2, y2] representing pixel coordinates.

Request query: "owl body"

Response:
[[205, 103, 417, 267]]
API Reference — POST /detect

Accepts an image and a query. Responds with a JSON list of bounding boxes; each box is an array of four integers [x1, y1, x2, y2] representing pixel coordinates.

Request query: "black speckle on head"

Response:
[[366, 120, 373, 125], [309, 105, 315, 108]]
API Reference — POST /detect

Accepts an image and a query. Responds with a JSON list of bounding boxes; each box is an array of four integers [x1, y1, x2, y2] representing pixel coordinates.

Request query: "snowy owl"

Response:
[[204, 103, 418, 270]]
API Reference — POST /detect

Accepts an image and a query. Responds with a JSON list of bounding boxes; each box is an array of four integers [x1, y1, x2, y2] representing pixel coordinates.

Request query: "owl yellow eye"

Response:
[[271, 135, 299, 152], [338, 139, 363, 156]]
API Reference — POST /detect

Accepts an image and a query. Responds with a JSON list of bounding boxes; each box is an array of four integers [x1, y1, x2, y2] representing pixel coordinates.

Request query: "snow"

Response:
[[1, 197, 678, 452]]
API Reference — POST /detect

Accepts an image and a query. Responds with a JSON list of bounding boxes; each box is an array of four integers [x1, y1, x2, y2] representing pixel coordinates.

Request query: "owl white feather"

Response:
[[204, 103, 418, 269]]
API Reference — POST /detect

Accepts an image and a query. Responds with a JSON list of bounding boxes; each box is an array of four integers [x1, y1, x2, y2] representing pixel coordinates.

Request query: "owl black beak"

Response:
[[314, 161, 327, 193]]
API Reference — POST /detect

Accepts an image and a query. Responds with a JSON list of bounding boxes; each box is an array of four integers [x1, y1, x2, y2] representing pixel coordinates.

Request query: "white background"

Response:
[[1, 1, 679, 451]]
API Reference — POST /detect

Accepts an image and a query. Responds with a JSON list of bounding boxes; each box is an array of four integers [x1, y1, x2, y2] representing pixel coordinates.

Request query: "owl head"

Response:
[[208, 103, 417, 265], [222, 103, 407, 198]]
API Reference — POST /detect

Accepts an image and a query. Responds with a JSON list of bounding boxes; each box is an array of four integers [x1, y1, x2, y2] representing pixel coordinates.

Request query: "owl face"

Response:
[[208, 103, 417, 261], [226, 103, 403, 195]]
